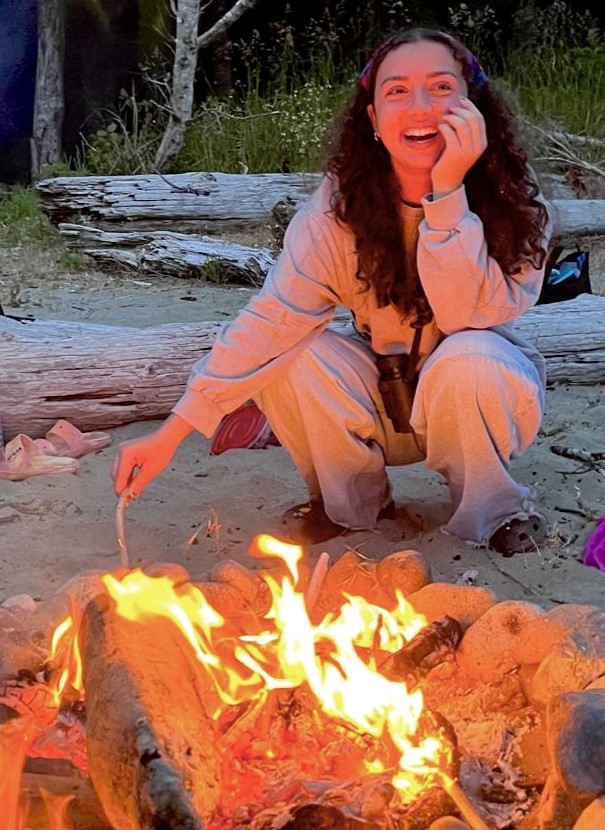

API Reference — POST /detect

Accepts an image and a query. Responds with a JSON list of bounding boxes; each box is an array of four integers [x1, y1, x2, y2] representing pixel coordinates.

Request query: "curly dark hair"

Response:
[[324, 28, 549, 326]]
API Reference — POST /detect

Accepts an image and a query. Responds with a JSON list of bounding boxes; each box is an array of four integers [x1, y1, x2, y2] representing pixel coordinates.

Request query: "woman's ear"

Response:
[[366, 104, 377, 132]]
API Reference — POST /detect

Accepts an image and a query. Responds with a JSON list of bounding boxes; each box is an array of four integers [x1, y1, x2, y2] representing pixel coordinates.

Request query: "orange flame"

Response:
[[40, 789, 74, 830], [0, 721, 29, 830], [0, 722, 73, 830], [48, 613, 84, 706], [49, 533, 449, 800]]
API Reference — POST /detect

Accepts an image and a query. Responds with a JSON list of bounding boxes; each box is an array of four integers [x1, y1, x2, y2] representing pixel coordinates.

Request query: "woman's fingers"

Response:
[[112, 431, 177, 499], [112, 444, 133, 496]]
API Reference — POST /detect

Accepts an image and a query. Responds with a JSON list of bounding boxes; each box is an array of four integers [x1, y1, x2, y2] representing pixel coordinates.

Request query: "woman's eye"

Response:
[[386, 86, 407, 96], [433, 82, 454, 92]]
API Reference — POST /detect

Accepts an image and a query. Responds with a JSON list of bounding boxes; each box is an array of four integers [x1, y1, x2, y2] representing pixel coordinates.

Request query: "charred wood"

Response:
[[387, 616, 463, 684]]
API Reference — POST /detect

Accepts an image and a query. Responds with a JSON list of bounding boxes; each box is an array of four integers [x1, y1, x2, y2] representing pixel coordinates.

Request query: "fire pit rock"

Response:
[[455, 600, 545, 682], [406, 582, 497, 630], [573, 794, 605, 829], [548, 689, 605, 796]]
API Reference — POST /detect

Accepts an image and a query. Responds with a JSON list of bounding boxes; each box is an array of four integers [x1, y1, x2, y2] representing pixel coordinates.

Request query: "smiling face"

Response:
[[367, 39, 468, 199]]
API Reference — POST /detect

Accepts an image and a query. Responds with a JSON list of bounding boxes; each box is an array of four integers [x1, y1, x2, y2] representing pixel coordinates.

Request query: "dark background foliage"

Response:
[[1, 0, 604, 181]]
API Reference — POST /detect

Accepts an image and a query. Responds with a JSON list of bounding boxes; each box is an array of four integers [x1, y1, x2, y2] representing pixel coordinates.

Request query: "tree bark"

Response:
[[31, 0, 66, 179], [35, 171, 322, 231], [153, 0, 200, 173], [1, 295, 603, 441], [196, 0, 258, 50], [58, 223, 275, 283], [154, 0, 260, 172]]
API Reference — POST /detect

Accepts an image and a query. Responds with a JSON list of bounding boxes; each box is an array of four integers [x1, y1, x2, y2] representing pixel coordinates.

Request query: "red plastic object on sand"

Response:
[[209, 403, 278, 456], [583, 514, 605, 571]]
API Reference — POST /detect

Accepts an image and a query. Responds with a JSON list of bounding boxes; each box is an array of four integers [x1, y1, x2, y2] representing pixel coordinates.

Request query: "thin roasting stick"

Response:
[[116, 494, 130, 569], [304, 551, 330, 615]]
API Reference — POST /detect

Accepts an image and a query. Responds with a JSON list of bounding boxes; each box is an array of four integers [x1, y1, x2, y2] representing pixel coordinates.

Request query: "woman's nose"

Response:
[[408, 88, 432, 113]]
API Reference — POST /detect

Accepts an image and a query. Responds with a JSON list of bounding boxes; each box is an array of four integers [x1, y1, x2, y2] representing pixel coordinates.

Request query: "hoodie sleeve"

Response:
[[417, 185, 552, 335], [172, 196, 344, 437]]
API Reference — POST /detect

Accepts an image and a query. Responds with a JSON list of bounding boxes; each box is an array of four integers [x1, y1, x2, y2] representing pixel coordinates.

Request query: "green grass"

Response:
[[35, 1, 605, 176], [0, 187, 56, 244], [177, 80, 352, 174], [504, 45, 605, 142]]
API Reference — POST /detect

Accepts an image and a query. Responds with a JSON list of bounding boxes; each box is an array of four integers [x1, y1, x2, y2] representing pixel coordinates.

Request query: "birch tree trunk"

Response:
[[154, 0, 260, 173], [31, 0, 66, 179], [153, 0, 201, 173]]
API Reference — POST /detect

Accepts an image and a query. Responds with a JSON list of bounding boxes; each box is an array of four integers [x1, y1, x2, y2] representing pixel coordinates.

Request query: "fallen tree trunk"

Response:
[[58, 223, 275, 283], [1, 294, 603, 441], [36, 171, 323, 232], [0, 317, 221, 440], [36, 171, 605, 235]]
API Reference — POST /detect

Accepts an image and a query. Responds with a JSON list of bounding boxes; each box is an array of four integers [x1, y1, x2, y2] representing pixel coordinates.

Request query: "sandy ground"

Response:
[[1, 250, 605, 611]]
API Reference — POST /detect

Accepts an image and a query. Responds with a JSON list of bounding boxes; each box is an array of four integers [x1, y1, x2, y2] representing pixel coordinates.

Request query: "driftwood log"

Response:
[[80, 594, 221, 830], [1, 294, 603, 441], [59, 223, 275, 287], [36, 171, 323, 232], [58, 223, 275, 283], [36, 171, 605, 236], [0, 315, 221, 441]]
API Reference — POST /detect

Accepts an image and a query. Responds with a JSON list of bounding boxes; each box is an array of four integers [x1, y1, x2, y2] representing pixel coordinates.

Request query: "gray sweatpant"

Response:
[[255, 323, 544, 545]]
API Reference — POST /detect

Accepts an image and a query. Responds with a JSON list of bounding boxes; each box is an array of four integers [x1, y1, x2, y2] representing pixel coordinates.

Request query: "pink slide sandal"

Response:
[[0, 435, 79, 481], [41, 419, 112, 459]]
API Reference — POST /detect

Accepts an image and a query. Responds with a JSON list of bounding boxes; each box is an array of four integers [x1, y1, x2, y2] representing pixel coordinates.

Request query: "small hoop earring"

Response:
[[374, 131, 381, 142]]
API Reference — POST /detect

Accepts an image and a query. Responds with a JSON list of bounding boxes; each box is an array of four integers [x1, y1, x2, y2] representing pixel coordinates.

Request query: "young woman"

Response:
[[112, 28, 551, 556]]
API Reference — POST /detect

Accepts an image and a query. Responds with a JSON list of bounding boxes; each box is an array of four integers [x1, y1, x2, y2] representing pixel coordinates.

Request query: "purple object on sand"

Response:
[[583, 514, 605, 570]]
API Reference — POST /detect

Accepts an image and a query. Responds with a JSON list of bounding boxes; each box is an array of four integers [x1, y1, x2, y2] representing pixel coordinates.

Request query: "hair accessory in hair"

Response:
[[359, 31, 489, 92], [359, 60, 372, 91], [468, 53, 488, 88]]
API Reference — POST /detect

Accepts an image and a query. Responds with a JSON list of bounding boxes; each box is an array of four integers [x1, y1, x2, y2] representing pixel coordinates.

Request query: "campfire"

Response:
[[2, 537, 605, 830]]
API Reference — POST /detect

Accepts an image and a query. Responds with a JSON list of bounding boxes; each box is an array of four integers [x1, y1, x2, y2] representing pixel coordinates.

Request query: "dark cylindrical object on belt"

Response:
[[376, 353, 417, 434]]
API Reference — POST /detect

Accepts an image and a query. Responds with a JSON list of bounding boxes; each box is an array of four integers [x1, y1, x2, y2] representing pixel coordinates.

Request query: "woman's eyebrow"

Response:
[[380, 71, 458, 86]]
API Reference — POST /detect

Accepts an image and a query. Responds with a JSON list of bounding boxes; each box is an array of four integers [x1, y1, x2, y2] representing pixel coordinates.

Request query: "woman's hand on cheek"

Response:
[[431, 97, 487, 196]]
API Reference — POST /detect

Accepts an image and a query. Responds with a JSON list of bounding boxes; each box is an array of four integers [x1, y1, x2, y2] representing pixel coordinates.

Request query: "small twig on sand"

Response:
[[551, 445, 605, 476]]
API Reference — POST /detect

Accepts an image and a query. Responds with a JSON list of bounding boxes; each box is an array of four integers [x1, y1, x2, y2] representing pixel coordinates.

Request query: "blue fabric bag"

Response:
[[537, 245, 591, 305]]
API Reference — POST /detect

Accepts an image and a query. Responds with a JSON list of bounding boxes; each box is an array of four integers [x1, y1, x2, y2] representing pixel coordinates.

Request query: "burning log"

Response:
[[79, 593, 221, 830], [387, 616, 463, 684]]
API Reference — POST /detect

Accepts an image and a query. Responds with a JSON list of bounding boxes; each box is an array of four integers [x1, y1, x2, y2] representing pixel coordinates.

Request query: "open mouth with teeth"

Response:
[[404, 129, 439, 143]]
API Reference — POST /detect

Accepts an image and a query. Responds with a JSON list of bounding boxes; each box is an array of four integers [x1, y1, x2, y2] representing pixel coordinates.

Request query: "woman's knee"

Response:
[[414, 332, 544, 449], [421, 331, 543, 400]]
